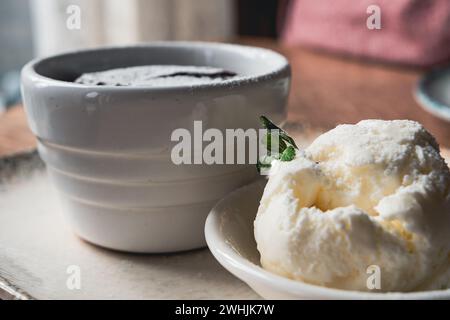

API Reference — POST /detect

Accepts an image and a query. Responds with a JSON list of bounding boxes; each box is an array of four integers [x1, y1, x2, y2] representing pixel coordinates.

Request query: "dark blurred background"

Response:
[[1, 0, 449, 112], [0, 0, 283, 112]]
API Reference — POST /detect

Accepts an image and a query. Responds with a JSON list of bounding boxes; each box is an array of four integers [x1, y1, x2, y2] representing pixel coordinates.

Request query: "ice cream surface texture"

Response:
[[254, 120, 450, 292]]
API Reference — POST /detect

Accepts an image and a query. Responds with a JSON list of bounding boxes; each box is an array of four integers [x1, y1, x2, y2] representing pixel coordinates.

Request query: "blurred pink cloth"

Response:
[[282, 0, 450, 66]]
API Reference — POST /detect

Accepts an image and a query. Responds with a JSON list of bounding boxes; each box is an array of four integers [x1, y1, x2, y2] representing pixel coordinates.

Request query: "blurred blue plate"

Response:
[[416, 66, 450, 121]]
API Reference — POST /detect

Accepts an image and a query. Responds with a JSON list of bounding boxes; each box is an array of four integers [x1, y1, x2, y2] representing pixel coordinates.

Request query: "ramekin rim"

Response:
[[21, 41, 291, 92]]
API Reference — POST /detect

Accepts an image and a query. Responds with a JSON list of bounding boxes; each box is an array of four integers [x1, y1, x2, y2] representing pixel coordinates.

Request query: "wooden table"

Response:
[[0, 106, 36, 157], [241, 38, 450, 145], [2, 39, 450, 157]]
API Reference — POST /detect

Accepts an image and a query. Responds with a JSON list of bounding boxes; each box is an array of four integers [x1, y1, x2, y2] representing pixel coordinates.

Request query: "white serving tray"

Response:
[[0, 151, 259, 300]]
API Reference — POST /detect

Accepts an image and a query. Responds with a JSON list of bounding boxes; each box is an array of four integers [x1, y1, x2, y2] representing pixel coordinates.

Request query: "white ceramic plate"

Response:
[[415, 67, 450, 122], [205, 179, 450, 300]]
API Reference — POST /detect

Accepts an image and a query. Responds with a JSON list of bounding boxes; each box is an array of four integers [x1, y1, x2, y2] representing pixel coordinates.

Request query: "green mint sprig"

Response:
[[257, 116, 299, 173]]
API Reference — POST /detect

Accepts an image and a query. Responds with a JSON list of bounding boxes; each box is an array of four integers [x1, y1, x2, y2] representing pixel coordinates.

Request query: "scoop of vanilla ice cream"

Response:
[[254, 119, 450, 292]]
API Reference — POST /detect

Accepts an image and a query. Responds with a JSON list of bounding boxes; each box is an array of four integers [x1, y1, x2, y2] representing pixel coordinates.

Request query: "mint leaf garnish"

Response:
[[260, 116, 298, 150], [280, 145, 296, 161], [263, 130, 287, 156], [257, 116, 299, 173]]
